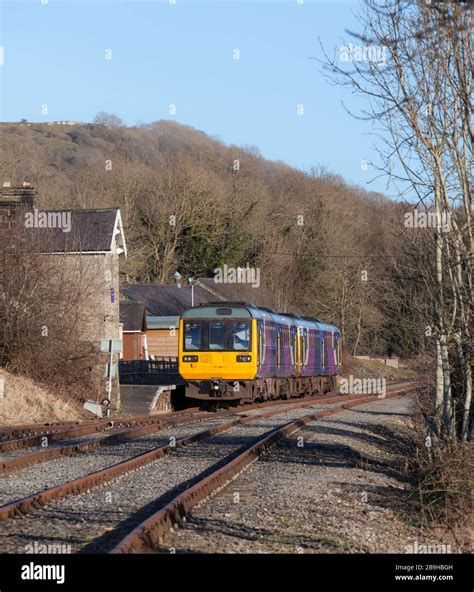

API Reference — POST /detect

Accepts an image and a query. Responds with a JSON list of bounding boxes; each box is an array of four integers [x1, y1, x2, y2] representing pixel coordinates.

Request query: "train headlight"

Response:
[[236, 355, 251, 362], [182, 355, 198, 362]]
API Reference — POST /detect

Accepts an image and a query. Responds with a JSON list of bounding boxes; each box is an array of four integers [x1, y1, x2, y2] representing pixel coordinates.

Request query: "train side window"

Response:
[[209, 321, 226, 350], [231, 321, 251, 351], [184, 321, 201, 351]]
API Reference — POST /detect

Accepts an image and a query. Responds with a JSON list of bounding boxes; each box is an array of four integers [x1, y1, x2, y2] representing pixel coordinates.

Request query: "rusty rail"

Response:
[[0, 407, 203, 451], [111, 384, 416, 553], [0, 388, 411, 521], [0, 407, 203, 442], [0, 390, 396, 474], [0, 410, 230, 474]]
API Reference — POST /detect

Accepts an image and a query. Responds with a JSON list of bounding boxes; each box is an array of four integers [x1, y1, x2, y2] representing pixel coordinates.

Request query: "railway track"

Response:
[[0, 409, 234, 474], [0, 381, 417, 553], [112, 383, 416, 553], [0, 379, 415, 449], [0, 391, 374, 507], [0, 387, 413, 473], [0, 408, 202, 449], [0, 395, 332, 463]]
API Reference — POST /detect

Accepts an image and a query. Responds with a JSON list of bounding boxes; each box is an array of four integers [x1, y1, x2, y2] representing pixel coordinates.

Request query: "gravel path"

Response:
[[0, 401, 341, 554], [162, 394, 443, 554]]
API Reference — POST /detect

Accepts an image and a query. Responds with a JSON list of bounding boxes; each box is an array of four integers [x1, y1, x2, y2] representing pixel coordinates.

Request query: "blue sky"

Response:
[[0, 0, 395, 196]]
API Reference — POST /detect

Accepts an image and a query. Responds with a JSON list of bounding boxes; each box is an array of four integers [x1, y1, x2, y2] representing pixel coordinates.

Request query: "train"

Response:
[[178, 302, 342, 402]]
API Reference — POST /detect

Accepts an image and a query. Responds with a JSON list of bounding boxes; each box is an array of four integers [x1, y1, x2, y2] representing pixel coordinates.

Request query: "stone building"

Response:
[[0, 183, 127, 409]]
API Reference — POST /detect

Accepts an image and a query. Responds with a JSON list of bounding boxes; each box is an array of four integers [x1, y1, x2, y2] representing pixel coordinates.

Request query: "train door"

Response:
[[277, 326, 281, 372], [334, 333, 341, 367], [300, 328, 308, 371], [269, 322, 277, 374], [329, 332, 334, 368], [257, 320, 266, 369], [307, 329, 313, 372], [321, 332, 326, 371], [290, 326, 297, 373]]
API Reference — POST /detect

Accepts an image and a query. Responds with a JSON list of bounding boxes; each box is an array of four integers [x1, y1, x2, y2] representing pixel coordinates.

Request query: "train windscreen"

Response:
[[183, 320, 251, 352]]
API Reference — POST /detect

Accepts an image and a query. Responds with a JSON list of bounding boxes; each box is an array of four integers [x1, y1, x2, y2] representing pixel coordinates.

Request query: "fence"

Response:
[[119, 358, 183, 385]]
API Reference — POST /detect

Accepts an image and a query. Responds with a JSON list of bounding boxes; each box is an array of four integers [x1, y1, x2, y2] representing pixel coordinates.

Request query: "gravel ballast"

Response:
[[162, 394, 453, 554], [0, 400, 341, 553]]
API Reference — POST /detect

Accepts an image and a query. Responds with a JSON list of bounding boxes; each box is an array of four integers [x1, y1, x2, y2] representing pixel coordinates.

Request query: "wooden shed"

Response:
[[146, 316, 179, 359], [119, 301, 148, 360]]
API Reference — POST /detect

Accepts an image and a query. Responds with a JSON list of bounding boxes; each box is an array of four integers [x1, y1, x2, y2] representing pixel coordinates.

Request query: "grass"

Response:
[[340, 352, 422, 382], [402, 396, 473, 552], [0, 368, 83, 425]]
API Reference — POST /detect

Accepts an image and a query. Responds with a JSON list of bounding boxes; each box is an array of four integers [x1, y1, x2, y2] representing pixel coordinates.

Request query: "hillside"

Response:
[[0, 120, 420, 357]]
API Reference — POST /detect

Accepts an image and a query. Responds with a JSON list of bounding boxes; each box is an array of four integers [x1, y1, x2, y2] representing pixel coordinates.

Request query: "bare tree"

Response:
[[1, 218, 105, 401], [93, 112, 123, 127], [321, 1, 472, 440]]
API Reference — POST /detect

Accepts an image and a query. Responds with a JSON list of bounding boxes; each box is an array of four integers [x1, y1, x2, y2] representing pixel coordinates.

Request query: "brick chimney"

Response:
[[0, 182, 35, 233]]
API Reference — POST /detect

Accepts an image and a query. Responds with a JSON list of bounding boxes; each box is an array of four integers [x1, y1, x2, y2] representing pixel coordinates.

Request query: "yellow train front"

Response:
[[178, 302, 342, 402]]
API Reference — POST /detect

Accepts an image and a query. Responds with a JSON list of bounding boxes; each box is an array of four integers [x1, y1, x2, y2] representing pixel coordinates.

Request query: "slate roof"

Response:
[[28, 209, 125, 254], [120, 284, 226, 316], [196, 277, 253, 301], [119, 301, 147, 332]]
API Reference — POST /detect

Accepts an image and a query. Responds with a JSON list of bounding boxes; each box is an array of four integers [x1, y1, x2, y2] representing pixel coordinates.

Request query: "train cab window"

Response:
[[232, 321, 251, 351], [209, 321, 226, 350], [184, 321, 201, 351]]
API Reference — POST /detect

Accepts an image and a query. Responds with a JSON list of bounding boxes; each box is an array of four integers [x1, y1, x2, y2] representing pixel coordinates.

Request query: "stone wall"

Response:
[[354, 355, 400, 368], [48, 247, 122, 408]]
